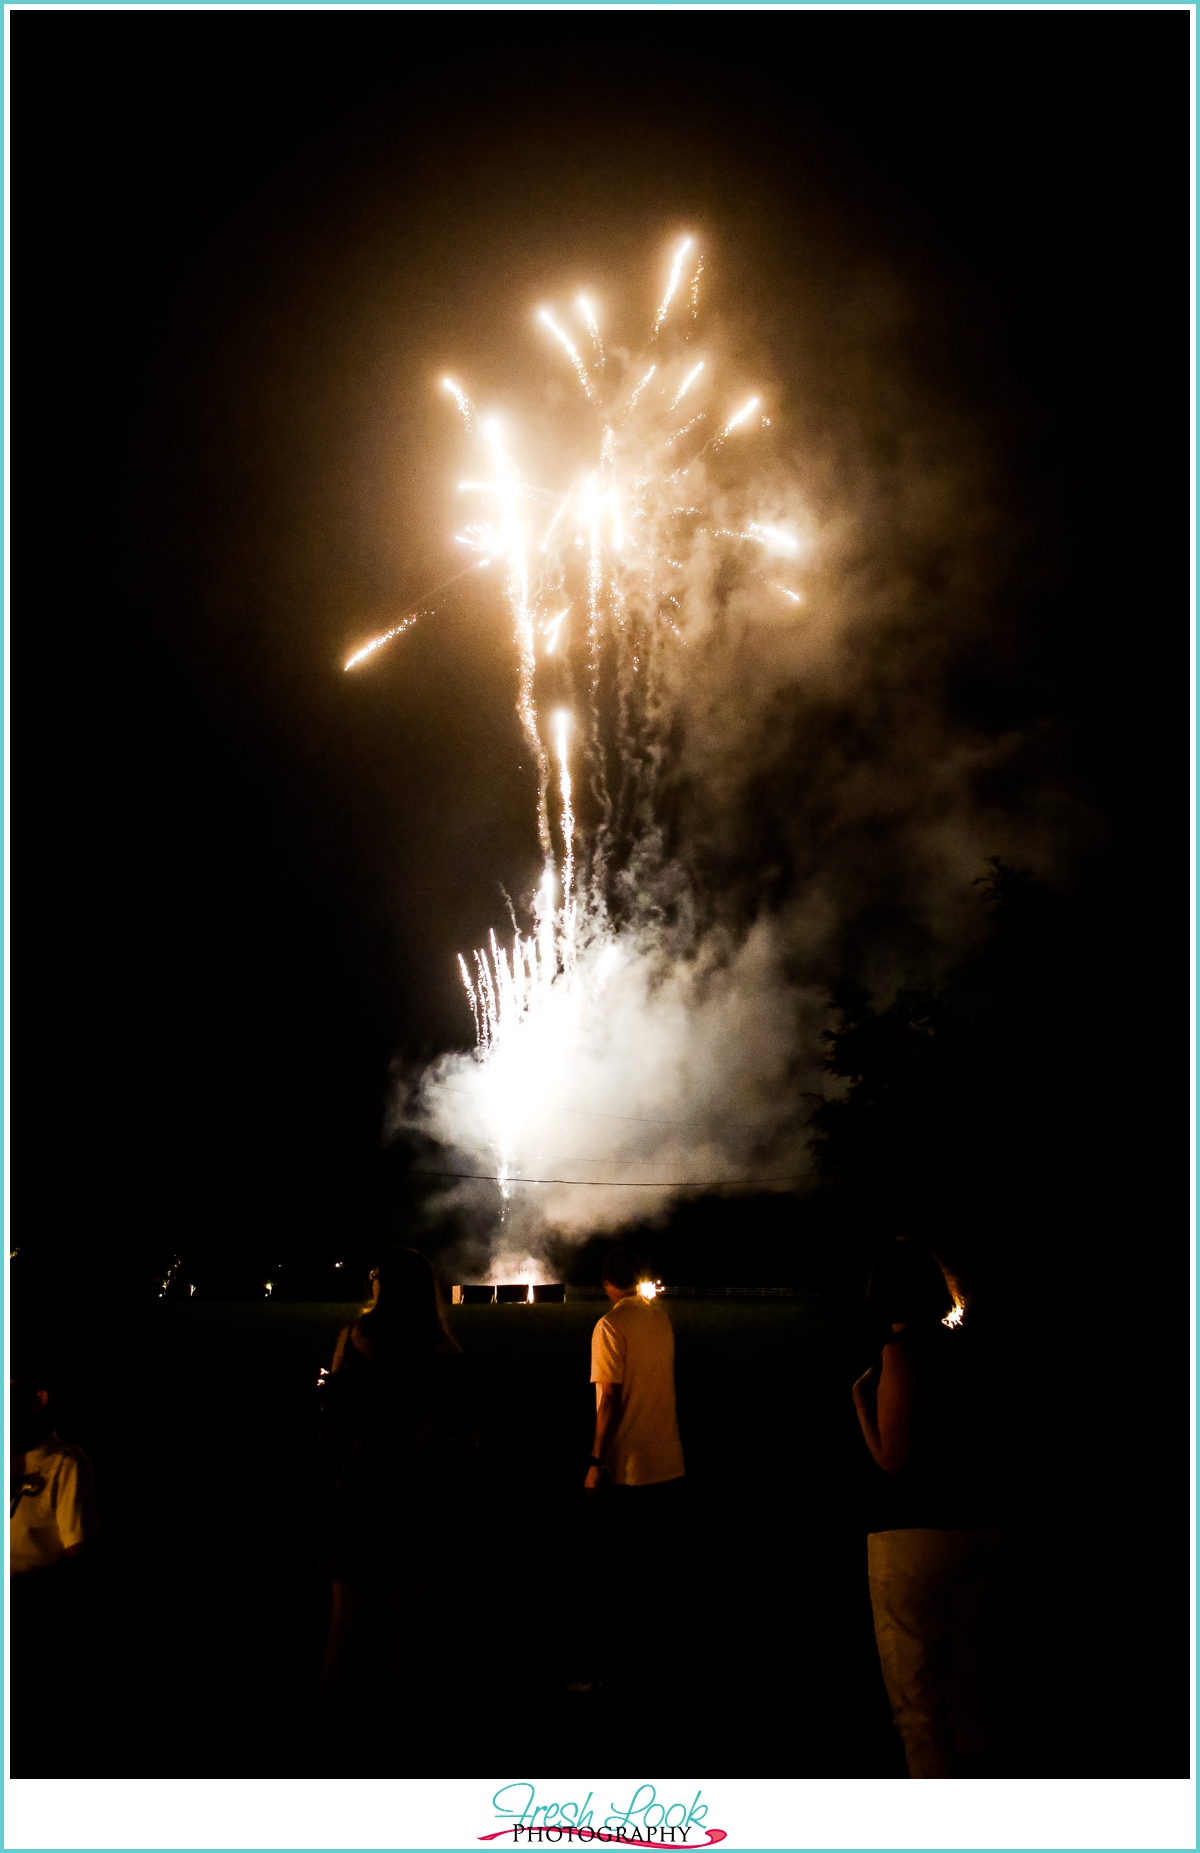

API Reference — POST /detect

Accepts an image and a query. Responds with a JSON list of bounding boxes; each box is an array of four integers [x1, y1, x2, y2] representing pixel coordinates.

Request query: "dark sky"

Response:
[[18, 11, 1188, 1277]]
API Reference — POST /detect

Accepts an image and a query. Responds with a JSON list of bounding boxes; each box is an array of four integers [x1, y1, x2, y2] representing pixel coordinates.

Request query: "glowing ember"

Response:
[[344, 615, 417, 671], [942, 1298, 965, 1328]]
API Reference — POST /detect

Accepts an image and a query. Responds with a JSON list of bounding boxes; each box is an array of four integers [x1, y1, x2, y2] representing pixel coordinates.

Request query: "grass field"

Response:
[[15, 1294, 914, 1775], [13, 1293, 1182, 1776]]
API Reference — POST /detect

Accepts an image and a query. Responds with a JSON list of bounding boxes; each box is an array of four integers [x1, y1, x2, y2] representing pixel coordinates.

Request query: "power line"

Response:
[[409, 1169, 807, 1189]]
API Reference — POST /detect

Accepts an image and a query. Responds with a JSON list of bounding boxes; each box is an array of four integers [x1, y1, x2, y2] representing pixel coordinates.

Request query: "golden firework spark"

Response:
[[654, 236, 694, 336], [721, 396, 761, 438], [344, 616, 417, 671], [577, 295, 604, 369], [627, 364, 657, 409], [538, 308, 594, 401], [671, 360, 705, 408], [443, 376, 475, 431]]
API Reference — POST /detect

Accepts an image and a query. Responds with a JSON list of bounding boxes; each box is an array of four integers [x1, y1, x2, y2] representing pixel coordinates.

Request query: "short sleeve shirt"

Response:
[[591, 1295, 685, 1486], [10, 1434, 100, 1575]]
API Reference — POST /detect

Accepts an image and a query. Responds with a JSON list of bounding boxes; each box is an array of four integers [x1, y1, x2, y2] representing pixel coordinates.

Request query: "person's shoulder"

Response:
[[47, 1439, 93, 1477], [592, 1305, 622, 1343]]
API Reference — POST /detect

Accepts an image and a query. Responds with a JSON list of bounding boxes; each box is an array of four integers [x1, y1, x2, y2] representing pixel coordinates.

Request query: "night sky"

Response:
[[18, 12, 1188, 1290]]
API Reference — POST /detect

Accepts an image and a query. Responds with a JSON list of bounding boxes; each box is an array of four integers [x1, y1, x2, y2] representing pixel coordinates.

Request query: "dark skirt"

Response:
[[323, 1437, 467, 1588]]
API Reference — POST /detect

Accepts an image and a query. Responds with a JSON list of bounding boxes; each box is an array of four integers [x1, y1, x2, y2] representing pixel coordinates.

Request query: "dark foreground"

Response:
[[11, 1297, 1187, 1776]]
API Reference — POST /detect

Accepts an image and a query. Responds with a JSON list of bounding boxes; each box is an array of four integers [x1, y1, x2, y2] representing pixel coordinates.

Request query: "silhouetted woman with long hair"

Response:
[[852, 1238, 998, 1777], [320, 1247, 472, 1709]]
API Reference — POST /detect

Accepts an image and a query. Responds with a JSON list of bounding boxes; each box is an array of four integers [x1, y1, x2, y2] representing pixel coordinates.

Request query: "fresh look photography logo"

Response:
[[480, 1785, 727, 1846]]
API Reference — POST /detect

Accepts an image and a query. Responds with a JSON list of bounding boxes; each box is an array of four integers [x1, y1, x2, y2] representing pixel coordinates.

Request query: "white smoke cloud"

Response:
[[386, 246, 1083, 1278], [398, 911, 827, 1276]]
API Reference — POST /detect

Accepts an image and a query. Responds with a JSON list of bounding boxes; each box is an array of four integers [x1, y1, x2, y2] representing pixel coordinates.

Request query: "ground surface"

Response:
[[10, 1296, 1188, 1776]]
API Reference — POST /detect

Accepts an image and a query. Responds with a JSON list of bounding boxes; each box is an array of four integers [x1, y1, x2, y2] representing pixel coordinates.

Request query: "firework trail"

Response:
[[357, 237, 807, 1220], [344, 616, 418, 672], [653, 236, 694, 337]]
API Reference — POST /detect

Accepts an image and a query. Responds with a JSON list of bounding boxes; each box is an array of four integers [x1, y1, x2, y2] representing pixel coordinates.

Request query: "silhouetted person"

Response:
[[320, 1248, 472, 1712], [569, 1249, 685, 1692], [10, 1357, 101, 1767], [11, 1366, 100, 1576], [852, 1239, 998, 1777]]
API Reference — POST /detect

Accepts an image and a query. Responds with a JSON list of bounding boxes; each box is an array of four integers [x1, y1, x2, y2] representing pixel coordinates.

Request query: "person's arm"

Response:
[[852, 1341, 915, 1474], [585, 1383, 622, 1492], [331, 1325, 350, 1372]]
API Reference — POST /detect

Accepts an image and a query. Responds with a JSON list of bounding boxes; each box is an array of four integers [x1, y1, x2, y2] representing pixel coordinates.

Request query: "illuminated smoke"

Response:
[[379, 237, 820, 1265]]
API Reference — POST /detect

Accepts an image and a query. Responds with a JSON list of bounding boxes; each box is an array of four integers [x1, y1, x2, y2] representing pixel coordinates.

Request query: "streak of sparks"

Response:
[[539, 498, 569, 554], [577, 295, 604, 369], [671, 361, 705, 408], [554, 710, 576, 969], [344, 616, 417, 671], [538, 309, 594, 400], [485, 417, 552, 854], [721, 396, 761, 438], [542, 607, 569, 653], [748, 521, 801, 556], [689, 256, 704, 318], [584, 475, 603, 690], [654, 236, 694, 336], [663, 413, 705, 448], [442, 377, 475, 431], [627, 365, 656, 410]]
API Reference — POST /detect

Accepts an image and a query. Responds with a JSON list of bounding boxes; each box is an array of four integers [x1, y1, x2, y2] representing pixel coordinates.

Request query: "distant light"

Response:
[[637, 1279, 661, 1301]]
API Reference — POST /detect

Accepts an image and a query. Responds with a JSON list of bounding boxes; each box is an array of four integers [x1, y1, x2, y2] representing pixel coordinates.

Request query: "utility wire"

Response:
[[409, 1169, 807, 1188]]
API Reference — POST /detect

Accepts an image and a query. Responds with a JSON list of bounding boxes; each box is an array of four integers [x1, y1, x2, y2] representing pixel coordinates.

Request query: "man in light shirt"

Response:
[[585, 1247, 685, 1497], [568, 1249, 685, 1693]]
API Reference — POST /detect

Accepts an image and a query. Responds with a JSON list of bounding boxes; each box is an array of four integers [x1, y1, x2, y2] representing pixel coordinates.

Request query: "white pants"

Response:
[[867, 1526, 999, 1778]]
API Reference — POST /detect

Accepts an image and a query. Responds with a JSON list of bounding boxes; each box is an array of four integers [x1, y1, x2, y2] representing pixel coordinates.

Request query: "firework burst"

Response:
[[420, 237, 807, 1205]]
